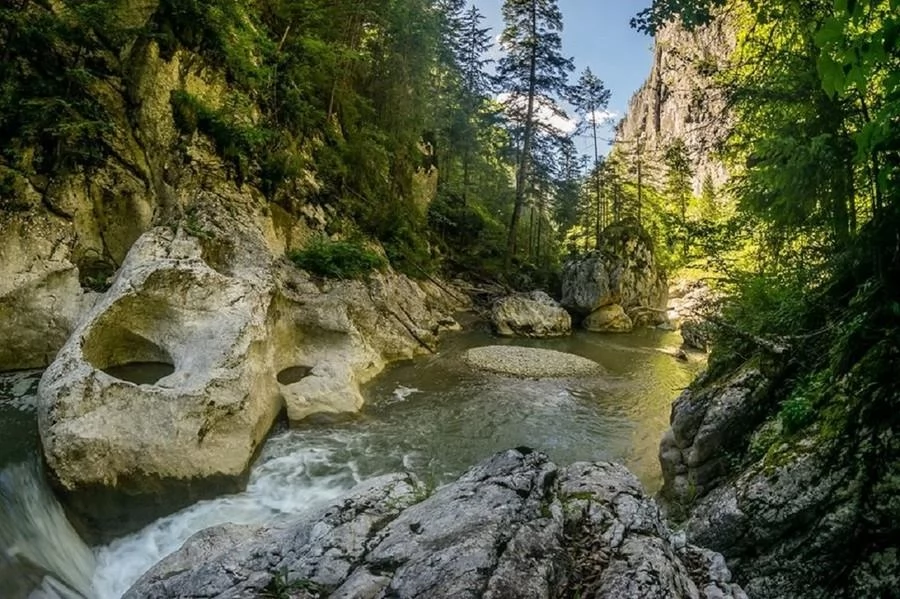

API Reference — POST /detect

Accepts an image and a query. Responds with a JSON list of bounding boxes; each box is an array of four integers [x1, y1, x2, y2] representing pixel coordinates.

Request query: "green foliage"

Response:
[[0, 1, 122, 173], [261, 568, 326, 599], [779, 395, 814, 435], [289, 238, 386, 279]]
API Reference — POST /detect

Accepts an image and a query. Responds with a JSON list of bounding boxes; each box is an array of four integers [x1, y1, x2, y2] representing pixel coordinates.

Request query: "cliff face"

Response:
[[0, 2, 329, 371], [614, 19, 735, 194]]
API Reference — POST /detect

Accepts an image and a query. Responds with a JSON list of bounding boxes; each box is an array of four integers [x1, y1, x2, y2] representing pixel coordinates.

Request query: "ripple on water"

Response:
[[0, 328, 701, 597]]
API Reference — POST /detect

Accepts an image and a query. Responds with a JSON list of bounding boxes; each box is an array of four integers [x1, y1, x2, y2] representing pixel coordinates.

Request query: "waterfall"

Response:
[[0, 460, 95, 599]]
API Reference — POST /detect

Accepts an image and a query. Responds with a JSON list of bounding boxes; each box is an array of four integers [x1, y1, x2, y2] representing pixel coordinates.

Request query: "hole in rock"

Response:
[[277, 365, 312, 386], [102, 362, 175, 385], [83, 325, 176, 385]]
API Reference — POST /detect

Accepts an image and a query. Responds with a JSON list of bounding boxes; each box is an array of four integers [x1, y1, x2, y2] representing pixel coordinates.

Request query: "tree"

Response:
[[570, 67, 611, 230], [498, 0, 573, 264], [663, 137, 693, 257]]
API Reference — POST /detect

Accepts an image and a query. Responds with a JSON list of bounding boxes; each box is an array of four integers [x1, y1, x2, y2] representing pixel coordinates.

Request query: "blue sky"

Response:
[[478, 0, 655, 155]]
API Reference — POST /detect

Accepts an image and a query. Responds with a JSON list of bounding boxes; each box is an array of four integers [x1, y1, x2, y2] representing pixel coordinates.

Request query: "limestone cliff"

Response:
[[614, 18, 735, 194], [0, 2, 332, 371]]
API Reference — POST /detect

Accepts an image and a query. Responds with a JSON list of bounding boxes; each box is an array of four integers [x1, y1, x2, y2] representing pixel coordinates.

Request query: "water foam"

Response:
[[91, 433, 361, 598], [0, 461, 95, 599]]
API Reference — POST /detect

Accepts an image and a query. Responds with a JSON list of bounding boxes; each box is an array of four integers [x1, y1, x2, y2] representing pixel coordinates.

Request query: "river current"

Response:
[[0, 326, 700, 598]]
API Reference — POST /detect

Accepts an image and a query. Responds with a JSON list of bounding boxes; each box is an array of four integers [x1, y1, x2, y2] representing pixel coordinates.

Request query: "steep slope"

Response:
[[614, 18, 735, 194]]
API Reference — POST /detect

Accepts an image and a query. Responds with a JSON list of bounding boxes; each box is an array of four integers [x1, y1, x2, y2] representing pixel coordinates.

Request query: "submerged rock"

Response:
[[462, 345, 601, 378], [125, 449, 746, 599], [491, 291, 572, 338], [562, 222, 667, 328]]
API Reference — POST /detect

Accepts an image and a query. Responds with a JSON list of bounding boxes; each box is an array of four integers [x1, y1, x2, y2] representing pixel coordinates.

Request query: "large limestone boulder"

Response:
[[36, 213, 467, 529], [37, 228, 281, 504], [125, 449, 746, 599], [272, 269, 467, 422], [490, 291, 571, 337], [583, 303, 633, 333], [562, 222, 668, 328]]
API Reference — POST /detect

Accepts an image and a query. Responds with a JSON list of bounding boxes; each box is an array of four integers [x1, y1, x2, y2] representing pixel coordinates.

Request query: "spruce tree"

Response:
[[570, 67, 611, 231], [498, 0, 573, 264]]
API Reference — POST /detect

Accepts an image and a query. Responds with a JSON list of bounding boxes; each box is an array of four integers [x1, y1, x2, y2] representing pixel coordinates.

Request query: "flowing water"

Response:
[[0, 326, 701, 598]]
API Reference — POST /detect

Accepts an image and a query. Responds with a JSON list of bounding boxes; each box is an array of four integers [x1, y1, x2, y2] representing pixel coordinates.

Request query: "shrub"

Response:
[[289, 238, 386, 279], [779, 394, 814, 435]]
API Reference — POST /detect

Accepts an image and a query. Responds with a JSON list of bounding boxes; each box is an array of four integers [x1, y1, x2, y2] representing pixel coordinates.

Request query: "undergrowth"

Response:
[[289, 238, 386, 279]]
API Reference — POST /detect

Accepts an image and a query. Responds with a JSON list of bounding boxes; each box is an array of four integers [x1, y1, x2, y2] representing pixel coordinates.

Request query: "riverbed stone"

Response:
[[583, 303, 634, 333], [490, 291, 572, 337], [124, 449, 746, 599], [462, 345, 601, 378]]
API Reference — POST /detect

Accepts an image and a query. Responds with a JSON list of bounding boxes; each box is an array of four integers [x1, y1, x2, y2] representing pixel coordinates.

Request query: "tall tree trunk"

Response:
[[506, 2, 538, 267]]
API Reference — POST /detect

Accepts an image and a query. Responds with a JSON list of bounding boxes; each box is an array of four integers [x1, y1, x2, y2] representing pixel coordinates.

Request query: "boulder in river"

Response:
[[124, 449, 746, 599], [490, 291, 572, 337], [36, 200, 467, 532], [562, 222, 668, 328]]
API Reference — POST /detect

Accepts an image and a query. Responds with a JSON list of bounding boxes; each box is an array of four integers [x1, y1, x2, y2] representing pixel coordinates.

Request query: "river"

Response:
[[0, 325, 700, 598]]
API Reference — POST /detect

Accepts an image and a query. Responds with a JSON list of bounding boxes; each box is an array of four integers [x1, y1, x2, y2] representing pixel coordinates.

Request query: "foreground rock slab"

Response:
[[125, 449, 746, 599], [463, 346, 601, 378], [490, 291, 572, 338]]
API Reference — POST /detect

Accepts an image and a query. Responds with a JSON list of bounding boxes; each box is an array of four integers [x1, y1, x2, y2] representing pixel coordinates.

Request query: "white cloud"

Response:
[[497, 92, 578, 136], [588, 109, 618, 126]]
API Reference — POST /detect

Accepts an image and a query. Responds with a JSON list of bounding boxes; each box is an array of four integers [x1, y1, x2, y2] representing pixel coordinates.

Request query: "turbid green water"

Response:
[[0, 324, 701, 598]]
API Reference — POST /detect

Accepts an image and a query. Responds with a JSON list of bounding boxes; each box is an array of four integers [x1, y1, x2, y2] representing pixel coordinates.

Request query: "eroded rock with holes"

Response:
[[490, 291, 572, 338], [36, 214, 467, 535], [37, 227, 281, 528], [124, 449, 745, 599]]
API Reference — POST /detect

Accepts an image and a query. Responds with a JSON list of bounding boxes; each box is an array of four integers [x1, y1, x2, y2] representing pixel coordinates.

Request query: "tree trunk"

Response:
[[506, 2, 538, 267]]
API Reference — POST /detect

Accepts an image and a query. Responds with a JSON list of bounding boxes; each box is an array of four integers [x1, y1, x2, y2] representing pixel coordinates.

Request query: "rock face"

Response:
[[490, 291, 572, 338], [125, 449, 746, 599], [659, 367, 773, 508], [562, 222, 668, 328], [0, 213, 94, 371], [658, 360, 898, 598], [614, 18, 735, 195]]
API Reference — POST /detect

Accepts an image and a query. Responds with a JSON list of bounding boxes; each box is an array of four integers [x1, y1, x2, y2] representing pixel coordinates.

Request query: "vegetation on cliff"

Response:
[[643, 0, 900, 595]]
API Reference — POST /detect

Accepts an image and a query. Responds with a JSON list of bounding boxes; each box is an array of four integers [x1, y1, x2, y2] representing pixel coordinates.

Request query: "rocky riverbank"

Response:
[[125, 448, 745, 599]]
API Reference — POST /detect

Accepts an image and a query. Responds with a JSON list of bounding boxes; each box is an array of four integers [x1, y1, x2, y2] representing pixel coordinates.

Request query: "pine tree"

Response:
[[570, 67, 611, 230], [664, 137, 693, 257], [498, 0, 573, 264]]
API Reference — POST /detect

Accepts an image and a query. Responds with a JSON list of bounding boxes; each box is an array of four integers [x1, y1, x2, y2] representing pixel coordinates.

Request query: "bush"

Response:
[[779, 394, 814, 435], [289, 238, 386, 279]]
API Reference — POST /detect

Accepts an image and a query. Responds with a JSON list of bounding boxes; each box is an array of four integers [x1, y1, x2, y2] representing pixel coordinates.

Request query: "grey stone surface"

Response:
[[490, 291, 572, 338], [462, 346, 602, 378], [660, 368, 770, 505], [125, 449, 745, 599], [562, 223, 668, 327]]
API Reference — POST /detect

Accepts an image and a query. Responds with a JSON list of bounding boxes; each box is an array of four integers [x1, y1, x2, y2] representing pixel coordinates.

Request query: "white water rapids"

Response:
[[0, 328, 700, 598]]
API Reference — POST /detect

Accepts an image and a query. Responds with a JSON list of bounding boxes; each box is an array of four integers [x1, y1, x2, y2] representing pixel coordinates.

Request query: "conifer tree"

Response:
[[498, 0, 573, 263], [570, 67, 611, 231]]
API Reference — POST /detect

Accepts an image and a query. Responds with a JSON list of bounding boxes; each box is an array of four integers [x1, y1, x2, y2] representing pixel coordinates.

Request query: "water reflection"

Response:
[[0, 326, 702, 597]]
